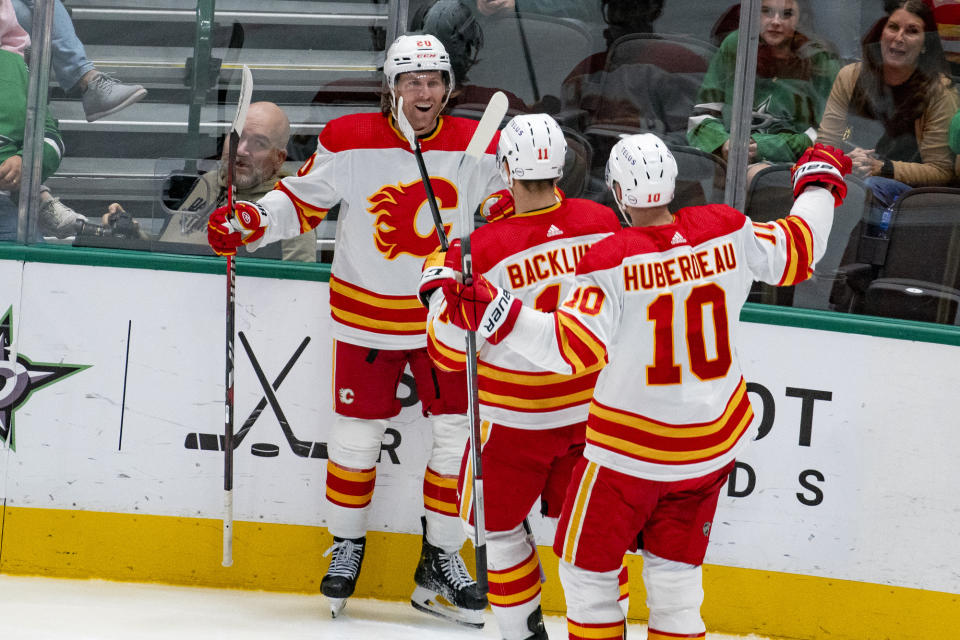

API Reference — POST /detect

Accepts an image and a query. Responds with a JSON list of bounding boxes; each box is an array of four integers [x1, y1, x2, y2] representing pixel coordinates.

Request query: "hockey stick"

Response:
[[513, 2, 541, 103], [457, 91, 509, 594], [233, 336, 311, 447], [395, 96, 449, 251], [238, 331, 326, 458], [222, 64, 253, 568]]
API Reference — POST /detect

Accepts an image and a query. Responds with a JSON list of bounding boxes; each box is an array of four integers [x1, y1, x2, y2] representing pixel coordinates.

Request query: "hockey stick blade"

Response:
[[395, 96, 417, 152], [458, 90, 509, 256], [464, 91, 508, 160], [232, 65, 253, 137]]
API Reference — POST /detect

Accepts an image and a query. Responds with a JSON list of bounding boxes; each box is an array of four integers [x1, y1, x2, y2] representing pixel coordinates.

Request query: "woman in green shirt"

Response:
[[687, 0, 840, 167]]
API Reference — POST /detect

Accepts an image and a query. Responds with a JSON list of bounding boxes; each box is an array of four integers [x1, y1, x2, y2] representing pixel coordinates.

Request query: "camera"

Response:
[[76, 210, 145, 240]]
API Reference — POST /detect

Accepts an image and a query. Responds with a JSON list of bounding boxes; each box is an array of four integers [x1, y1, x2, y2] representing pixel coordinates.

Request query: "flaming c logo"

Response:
[[367, 178, 458, 259]]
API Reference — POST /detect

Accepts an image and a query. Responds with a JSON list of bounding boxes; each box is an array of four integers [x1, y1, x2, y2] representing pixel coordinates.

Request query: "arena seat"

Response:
[[859, 187, 960, 324], [744, 165, 869, 310]]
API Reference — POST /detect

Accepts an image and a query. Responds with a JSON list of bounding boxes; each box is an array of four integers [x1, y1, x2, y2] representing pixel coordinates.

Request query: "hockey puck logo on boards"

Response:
[[251, 442, 280, 457]]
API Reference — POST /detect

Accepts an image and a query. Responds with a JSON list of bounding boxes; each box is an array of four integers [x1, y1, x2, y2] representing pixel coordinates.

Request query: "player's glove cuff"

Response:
[[792, 162, 847, 206], [478, 286, 522, 344], [419, 265, 457, 307], [791, 143, 852, 207]]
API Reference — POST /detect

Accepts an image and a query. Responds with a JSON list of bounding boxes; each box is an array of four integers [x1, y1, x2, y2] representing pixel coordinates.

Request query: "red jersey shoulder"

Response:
[[420, 115, 500, 154], [575, 204, 748, 276], [561, 198, 623, 234], [575, 230, 635, 276], [318, 112, 406, 153], [472, 199, 618, 273], [676, 203, 748, 246]]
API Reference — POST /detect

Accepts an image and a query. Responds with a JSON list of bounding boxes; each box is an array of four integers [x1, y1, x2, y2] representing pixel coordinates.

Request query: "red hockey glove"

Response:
[[442, 272, 522, 344], [480, 189, 515, 222], [419, 247, 457, 307], [207, 201, 267, 256], [791, 144, 853, 207]]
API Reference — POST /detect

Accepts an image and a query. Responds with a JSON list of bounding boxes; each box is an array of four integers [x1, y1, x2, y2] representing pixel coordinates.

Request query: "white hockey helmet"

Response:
[[605, 133, 677, 210], [384, 34, 455, 92], [497, 113, 566, 187]]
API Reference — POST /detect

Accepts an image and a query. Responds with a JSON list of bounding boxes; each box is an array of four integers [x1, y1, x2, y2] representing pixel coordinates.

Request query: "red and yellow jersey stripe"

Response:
[[487, 549, 542, 609], [586, 379, 754, 466], [426, 317, 466, 372], [325, 462, 376, 509], [555, 309, 609, 375], [773, 215, 814, 286], [329, 275, 426, 336], [273, 180, 330, 233], [477, 360, 601, 414], [567, 618, 626, 640], [427, 318, 601, 414]]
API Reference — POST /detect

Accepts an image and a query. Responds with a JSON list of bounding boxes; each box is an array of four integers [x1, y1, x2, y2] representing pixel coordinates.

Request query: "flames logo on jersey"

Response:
[[367, 178, 458, 259]]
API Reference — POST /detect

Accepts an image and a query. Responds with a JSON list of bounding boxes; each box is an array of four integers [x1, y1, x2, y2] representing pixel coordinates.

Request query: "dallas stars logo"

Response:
[[0, 306, 89, 450]]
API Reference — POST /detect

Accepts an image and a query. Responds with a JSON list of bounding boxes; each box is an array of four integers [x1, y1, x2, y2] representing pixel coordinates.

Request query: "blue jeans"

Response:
[[863, 176, 911, 238], [12, 0, 94, 91], [0, 194, 20, 242]]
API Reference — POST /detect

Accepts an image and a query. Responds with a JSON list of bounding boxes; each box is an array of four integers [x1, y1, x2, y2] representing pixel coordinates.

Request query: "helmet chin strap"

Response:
[[611, 182, 631, 227]]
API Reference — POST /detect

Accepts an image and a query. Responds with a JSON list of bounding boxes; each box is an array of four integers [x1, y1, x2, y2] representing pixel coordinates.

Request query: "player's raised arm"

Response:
[[745, 143, 852, 287]]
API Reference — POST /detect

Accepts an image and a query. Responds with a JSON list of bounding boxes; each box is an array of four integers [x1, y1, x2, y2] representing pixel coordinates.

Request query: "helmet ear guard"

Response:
[[496, 114, 567, 188], [605, 133, 677, 212]]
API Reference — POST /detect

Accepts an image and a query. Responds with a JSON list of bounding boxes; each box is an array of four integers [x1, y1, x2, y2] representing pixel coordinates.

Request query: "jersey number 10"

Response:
[[647, 283, 732, 385]]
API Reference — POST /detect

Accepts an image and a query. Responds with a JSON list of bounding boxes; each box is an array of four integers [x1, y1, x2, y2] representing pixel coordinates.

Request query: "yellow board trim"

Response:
[[0, 506, 955, 639]]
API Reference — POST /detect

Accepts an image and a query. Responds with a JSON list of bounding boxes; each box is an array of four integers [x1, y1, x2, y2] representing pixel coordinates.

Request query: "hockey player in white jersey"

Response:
[[421, 113, 623, 639], [438, 135, 852, 639], [206, 34, 502, 625]]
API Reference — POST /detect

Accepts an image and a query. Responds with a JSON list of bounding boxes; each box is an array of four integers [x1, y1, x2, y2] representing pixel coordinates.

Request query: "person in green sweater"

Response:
[[687, 0, 840, 170], [0, 46, 65, 242]]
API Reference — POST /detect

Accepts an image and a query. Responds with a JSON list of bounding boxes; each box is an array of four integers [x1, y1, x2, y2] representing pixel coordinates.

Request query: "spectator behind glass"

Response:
[[561, 0, 675, 130], [109, 101, 317, 262], [0, 0, 65, 242], [687, 0, 840, 172], [475, 0, 602, 22], [410, 0, 530, 112], [11, 0, 145, 122], [0, 0, 26, 55], [818, 0, 958, 236]]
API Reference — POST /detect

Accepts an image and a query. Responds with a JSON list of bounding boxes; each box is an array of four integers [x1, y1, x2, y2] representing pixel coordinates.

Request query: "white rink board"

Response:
[[0, 260, 957, 596]]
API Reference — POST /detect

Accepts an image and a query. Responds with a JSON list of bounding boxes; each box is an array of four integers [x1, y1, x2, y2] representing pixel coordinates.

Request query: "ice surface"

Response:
[[0, 574, 777, 639]]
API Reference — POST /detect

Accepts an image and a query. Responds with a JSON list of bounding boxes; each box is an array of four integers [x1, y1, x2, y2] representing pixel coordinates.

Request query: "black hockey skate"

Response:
[[410, 518, 487, 628], [522, 606, 548, 639], [321, 536, 365, 618]]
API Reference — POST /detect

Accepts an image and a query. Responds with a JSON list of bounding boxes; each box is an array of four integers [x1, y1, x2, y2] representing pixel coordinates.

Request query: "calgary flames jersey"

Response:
[[500, 188, 835, 480], [255, 112, 501, 349], [428, 196, 622, 429]]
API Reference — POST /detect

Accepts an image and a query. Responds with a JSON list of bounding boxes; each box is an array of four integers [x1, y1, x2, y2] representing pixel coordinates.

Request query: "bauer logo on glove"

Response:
[[442, 272, 522, 344], [790, 144, 853, 207]]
